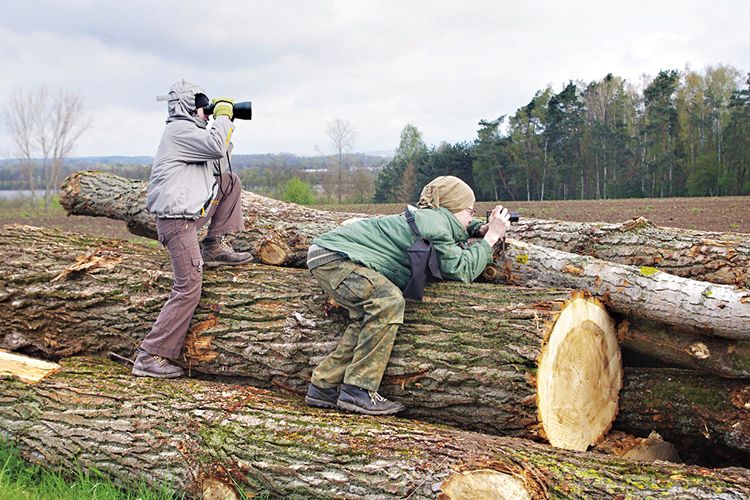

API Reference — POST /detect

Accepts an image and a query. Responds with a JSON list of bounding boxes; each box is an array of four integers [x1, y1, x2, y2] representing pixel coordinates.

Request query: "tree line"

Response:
[[375, 65, 750, 203]]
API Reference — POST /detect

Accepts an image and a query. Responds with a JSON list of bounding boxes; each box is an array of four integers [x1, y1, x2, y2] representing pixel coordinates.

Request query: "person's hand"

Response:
[[483, 205, 511, 247], [211, 97, 235, 120]]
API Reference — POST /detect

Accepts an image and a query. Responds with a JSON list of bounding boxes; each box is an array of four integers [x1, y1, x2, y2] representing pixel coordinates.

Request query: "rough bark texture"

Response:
[[2, 357, 749, 499], [60, 171, 750, 285], [59, 170, 357, 267], [3, 224, 750, 460], [619, 318, 750, 378], [498, 238, 750, 339], [0, 224, 569, 439], [59, 171, 750, 339], [616, 367, 750, 467], [512, 217, 750, 288]]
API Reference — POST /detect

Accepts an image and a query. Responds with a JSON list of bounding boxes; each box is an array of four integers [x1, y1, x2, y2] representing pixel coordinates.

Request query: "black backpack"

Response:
[[402, 207, 443, 301]]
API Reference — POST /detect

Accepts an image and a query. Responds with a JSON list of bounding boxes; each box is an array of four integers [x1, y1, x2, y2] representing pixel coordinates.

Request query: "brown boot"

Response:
[[201, 237, 253, 268], [131, 349, 184, 378]]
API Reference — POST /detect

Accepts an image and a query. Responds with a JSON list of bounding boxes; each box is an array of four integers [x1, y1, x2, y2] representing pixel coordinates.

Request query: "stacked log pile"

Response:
[[0, 170, 748, 497]]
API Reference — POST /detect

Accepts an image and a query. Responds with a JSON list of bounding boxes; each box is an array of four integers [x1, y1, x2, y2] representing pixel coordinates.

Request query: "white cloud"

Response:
[[0, 0, 747, 157]]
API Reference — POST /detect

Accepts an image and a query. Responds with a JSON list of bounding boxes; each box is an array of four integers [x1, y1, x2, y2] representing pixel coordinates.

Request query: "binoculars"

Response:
[[205, 101, 253, 120]]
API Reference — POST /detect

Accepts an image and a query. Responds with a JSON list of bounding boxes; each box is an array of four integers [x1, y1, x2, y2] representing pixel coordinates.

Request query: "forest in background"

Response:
[[3, 64, 749, 205], [376, 65, 750, 203]]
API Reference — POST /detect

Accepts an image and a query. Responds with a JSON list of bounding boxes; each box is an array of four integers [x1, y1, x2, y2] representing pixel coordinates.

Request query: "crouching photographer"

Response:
[[132, 79, 252, 379]]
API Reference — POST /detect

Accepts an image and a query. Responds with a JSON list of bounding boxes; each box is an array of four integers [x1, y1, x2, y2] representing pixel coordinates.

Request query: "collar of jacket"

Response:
[[433, 206, 471, 241]]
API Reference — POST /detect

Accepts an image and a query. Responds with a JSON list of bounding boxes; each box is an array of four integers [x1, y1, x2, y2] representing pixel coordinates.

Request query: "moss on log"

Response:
[[1, 357, 749, 499]]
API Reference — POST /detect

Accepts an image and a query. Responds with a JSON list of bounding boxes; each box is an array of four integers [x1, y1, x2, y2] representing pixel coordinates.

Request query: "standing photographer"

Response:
[[132, 79, 252, 379]]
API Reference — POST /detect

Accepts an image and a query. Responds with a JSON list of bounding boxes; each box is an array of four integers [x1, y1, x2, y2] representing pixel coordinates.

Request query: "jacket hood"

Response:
[[165, 79, 208, 128]]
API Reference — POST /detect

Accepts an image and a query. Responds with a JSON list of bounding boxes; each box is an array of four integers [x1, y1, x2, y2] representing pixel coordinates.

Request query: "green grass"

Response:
[[0, 439, 180, 500]]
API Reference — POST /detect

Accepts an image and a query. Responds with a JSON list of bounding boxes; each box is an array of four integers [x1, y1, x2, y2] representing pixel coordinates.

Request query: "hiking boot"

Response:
[[336, 383, 406, 416], [131, 349, 185, 378], [304, 383, 339, 409], [201, 237, 253, 268]]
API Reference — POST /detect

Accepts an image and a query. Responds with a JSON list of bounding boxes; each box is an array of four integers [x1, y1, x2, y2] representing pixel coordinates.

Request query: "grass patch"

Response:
[[0, 439, 180, 500]]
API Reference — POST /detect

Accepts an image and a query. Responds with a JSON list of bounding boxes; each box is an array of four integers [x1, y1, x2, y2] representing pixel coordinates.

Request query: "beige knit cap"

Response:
[[417, 175, 475, 213]]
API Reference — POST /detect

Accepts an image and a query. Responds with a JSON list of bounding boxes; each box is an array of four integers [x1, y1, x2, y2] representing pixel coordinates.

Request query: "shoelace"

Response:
[[369, 391, 386, 406], [219, 238, 233, 252], [153, 355, 169, 367]]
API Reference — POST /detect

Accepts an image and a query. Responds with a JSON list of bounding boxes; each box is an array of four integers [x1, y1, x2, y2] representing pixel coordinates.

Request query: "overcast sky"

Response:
[[1, 1, 748, 158]]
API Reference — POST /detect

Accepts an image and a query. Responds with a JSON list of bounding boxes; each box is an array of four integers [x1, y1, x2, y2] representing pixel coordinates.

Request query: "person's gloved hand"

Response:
[[211, 97, 235, 120]]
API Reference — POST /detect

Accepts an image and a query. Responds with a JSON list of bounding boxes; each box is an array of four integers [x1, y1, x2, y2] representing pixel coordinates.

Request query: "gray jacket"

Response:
[[147, 79, 235, 219]]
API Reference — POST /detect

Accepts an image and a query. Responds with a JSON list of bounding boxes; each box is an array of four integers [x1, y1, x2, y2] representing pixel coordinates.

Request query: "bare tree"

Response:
[[6, 86, 90, 209], [325, 118, 357, 203]]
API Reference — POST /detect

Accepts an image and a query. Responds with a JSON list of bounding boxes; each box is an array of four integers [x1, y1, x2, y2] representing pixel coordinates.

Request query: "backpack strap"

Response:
[[404, 206, 421, 237]]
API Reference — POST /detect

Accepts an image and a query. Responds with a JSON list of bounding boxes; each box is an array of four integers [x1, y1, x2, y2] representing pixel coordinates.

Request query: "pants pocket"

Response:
[[335, 271, 375, 304], [191, 256, 204, 274]]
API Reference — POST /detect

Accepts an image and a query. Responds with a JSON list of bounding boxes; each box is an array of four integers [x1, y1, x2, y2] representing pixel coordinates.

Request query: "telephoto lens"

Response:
[[203, 101, 253, 120]]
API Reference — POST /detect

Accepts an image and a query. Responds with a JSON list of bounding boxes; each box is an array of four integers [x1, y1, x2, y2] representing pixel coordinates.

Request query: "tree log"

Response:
[[2, 357, 749, 499], [512, 217, 750, 288], [497, 238, 750, 339], [617, 367, 750, 466], [0, 224, 620, 451], [60, 171, 750, 286], [3, 225, 750, 460], [618, 319, 750, 378], [60, 171, 750, 339]]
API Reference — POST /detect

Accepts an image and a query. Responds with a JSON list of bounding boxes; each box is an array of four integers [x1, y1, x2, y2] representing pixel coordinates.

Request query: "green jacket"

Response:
[[312, 207, 493, 289]]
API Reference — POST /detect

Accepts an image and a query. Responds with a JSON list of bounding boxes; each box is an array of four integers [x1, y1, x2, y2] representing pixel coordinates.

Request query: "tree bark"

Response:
[[619, 318, 750, 378], [2, 356, 749, 499], [617, 367, 750, 466], [60, 171, 750, 285], [495, 238, 750, 339], [3, 225, 750, 459], [512, 217, 750, 288], [0, 224, 618, 449], [59, 171, 750, 339]]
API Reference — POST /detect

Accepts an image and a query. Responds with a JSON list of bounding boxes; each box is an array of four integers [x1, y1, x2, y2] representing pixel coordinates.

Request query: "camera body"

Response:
[[204, 101, 253, 120], [486, 210, 520, 223]]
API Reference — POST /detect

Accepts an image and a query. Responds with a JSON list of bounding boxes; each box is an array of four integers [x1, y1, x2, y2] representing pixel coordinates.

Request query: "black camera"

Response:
[[486, 210, 520, 223], [204, 101, 253, 120]]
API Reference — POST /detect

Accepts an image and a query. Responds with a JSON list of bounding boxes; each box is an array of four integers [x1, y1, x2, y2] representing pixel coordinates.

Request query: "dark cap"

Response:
[[194, 93, 210, 110]]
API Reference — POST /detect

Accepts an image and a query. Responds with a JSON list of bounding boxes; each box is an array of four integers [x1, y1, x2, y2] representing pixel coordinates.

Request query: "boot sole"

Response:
[[305, 396, 338, 409], [131, 368, 184, 379], [203, 257, 254, 268], [336, 400, 405, 416]]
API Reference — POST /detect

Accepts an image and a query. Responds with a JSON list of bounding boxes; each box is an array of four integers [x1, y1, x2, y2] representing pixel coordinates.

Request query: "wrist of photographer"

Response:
[[483, 206, 511, 247], [212, 97, 235, 120]]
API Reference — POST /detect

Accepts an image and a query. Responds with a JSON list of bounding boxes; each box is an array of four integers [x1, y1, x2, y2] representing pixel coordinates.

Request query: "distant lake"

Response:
[[0, 190, 37, 199]]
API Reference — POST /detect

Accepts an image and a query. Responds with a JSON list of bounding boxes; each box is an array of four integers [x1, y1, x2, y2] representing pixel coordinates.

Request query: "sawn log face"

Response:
[[1, 357, 749, 499]]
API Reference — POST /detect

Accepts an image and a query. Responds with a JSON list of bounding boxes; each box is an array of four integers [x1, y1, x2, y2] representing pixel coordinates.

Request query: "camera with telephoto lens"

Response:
[[204, 101, 253, 120], [486, 210, 520, 223]]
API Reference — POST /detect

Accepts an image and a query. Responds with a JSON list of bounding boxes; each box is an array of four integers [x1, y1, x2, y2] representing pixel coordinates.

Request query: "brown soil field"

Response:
[[322, 196, 750, 234], [1, 195, 748, 242]]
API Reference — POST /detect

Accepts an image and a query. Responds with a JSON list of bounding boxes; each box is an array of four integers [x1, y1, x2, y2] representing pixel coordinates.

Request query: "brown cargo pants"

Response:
[[310, 259, 405, 392], [140, 172, 244, 360]]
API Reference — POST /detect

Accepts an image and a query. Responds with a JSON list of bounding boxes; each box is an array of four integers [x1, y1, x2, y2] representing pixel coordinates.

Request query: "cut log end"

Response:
[[258, 233, 292, 265], [537, 293, 622, 451], [0, 351, 61, 384], [440, 469, 532, 500]]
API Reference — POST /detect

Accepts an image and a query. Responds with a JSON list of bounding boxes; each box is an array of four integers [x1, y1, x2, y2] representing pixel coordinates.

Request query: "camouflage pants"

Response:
[[310, 259, 405, 392]]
